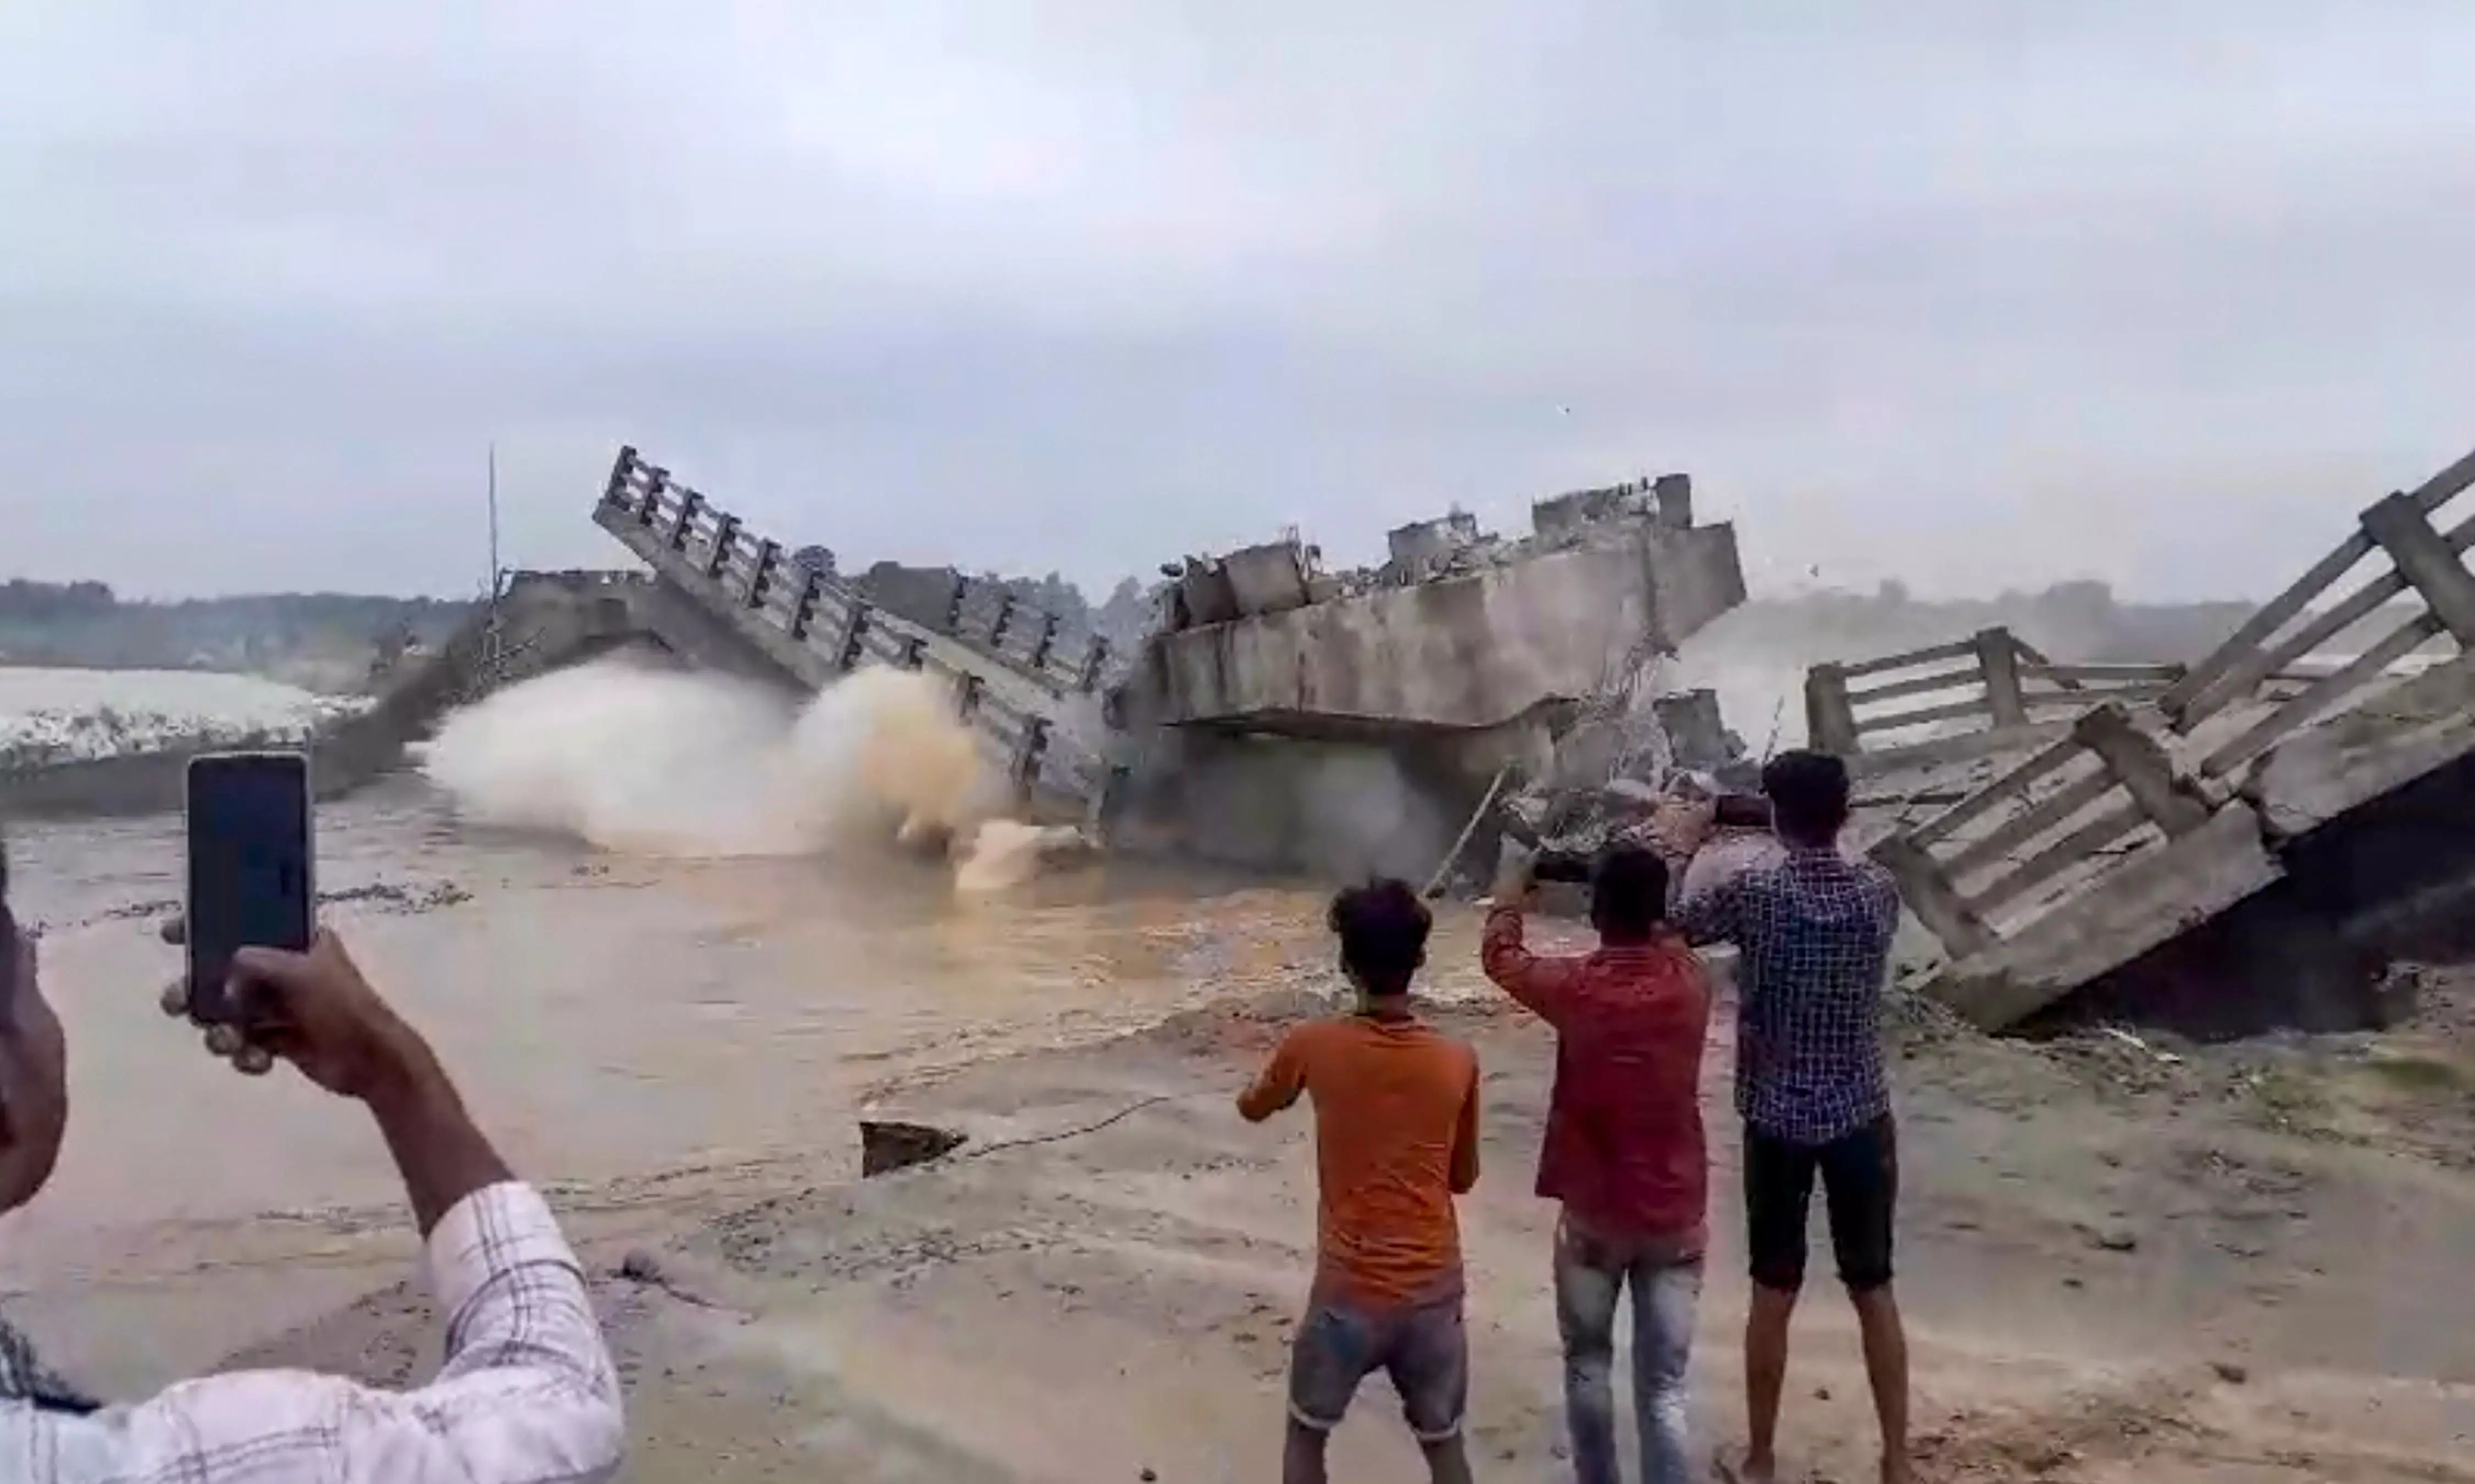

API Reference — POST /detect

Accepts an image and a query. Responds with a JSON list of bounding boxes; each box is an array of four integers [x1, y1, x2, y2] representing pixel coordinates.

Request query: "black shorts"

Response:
[[1744, 1114, 1897, 1293]]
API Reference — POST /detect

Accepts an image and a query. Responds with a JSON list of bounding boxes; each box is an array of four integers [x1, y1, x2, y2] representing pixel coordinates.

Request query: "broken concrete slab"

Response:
[[1117, 523, 1744, 735], [2253, 651, 2475, 839], [1880, 443, 2475, 1032], [860, 1120, 969, 1177], [1923, 803, 2284, 1031]]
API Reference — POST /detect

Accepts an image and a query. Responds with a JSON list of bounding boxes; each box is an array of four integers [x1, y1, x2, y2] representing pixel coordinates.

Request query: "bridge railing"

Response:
[[2155, 446, 2475, 774], [598, 447, 1110, 808], [950, 576, 1116, 694], [1805, 627, 2187, 765], [1867, 701, 2215, 956], [1877, 443, 2475, 1018], [602, 448, 1114, 699]]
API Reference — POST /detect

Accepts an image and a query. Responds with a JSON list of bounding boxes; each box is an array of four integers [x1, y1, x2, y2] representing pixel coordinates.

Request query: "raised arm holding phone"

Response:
[[0, 754, 625, 1483], [1480, 842, 1713, 1484]]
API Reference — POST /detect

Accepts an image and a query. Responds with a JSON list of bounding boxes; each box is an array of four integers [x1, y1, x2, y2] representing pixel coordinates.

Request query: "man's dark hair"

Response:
[[1327, 877, 1432, 998], [1589, 844, 1669, 943], [1762, 749, 1852, 844]]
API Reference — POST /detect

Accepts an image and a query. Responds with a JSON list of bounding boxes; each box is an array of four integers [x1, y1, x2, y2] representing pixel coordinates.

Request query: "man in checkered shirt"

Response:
[[0, 885, 623, 1483], [1671, 750, 1911, 1484]]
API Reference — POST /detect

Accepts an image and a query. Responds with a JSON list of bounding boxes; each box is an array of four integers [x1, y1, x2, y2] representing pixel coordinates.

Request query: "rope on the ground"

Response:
[[961, 1092, 1192, 1161]]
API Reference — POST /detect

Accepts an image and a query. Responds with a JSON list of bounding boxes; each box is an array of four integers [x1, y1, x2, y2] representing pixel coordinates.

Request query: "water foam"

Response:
[[423, 659, 1056, 887]]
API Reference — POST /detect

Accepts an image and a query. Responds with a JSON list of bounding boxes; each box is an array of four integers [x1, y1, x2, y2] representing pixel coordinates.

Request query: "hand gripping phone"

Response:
[[185, 751, 315, 1023]]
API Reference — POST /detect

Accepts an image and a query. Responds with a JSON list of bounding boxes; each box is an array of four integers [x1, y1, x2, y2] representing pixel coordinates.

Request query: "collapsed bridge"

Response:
[[589, 448, 1119, 821], [577, 448, 1749, 876], [1812, 445, 2475, 1034]]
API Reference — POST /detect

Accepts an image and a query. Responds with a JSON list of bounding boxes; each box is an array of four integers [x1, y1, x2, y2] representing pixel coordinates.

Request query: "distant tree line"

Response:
[[0, 579, 471, 693], [0, 579, 118, 623], [1711, 577, 2428, 669]]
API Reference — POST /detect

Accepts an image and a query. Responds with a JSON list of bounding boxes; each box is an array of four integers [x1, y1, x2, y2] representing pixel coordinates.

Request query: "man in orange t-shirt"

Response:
[[1239, 879, 1481, 1484]]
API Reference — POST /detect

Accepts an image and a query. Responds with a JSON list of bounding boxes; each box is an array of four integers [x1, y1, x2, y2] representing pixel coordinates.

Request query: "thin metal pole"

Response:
[[475, 441, 506, 697], [486, 442, 502, 599], [1422, 764, 1513, 899]]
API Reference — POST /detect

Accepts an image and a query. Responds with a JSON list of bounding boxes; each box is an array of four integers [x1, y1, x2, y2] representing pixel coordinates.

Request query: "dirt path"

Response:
[[219, 974, 2475, 1483]]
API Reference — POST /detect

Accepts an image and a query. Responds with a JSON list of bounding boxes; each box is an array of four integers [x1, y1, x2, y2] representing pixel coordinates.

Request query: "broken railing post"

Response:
[[745, 539, 779, 609], [603, 447, 639, 511], [1975, 627, 2029, 727], [668, 490, 703, 551], [1079, 636, 1113, 692], [2071, 704, 2211, 837], [838, 599, 873, 671], [1805, 664, 1861, 754], [1012, 718, 1049, 800], [705, 514, 740, 579], [789, 566, 825, 640], [1868, 833, 1994, 958], [2360, 491, 2475, 644]]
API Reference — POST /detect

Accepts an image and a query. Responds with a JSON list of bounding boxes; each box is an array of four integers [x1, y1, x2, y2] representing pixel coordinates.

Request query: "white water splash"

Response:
[[423, 659, 1062, 885]]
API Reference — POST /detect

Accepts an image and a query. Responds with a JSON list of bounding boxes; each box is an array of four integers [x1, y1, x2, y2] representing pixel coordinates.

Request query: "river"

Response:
[[0, 659, 1534, 1392], [1, 783, 1370, 1393]]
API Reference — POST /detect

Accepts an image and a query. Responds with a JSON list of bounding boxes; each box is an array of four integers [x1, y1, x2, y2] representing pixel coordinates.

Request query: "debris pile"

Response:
[[1430, 651, 1764, 897], [1150, 471, 1703, 632]]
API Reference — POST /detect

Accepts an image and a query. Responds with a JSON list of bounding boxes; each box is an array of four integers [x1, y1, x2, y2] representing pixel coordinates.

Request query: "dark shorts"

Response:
[[1744, 1114, 1897, 1293], [1287, 1295, 1468, 1443]]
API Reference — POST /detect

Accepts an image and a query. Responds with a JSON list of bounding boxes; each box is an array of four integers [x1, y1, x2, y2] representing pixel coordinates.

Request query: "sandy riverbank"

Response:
[[199, 958, 2475, 1483]]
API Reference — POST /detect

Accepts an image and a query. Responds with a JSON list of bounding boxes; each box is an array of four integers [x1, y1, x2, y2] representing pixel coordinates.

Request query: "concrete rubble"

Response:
[[1145, 471, 1705, 630], [1101, 470, 1748, 880]]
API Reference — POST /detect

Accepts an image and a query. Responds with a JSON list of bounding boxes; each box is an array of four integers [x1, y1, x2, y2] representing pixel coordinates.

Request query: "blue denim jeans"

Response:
[[1553, 1216, 1702, 1484], [1287, 1293, 1469, 1443]]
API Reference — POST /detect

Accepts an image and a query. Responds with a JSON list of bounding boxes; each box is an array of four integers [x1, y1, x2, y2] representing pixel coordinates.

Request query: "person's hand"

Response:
[[160, 918, 434, 1101], [1489, 840, 1539, 907], [158, 913, 271, 1076]]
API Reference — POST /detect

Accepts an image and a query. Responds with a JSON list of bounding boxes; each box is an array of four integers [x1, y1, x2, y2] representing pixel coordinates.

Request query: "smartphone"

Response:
[[185, 751, 314, 1023]]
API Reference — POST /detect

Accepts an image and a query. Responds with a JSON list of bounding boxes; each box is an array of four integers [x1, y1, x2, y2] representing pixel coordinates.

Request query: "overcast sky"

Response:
[[6, 1, 2473, 602]]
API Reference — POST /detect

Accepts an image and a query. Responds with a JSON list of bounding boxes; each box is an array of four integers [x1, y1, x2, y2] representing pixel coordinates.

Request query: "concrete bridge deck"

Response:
[[592, 447, 1114, 820], [1861, 444, 2475, 1031]]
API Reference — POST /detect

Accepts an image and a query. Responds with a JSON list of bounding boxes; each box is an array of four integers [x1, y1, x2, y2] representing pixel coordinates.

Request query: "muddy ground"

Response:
[[212, 949, 2475, 1483]]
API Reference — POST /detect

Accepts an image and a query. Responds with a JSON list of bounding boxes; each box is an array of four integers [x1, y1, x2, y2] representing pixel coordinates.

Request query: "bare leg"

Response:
[[1743, 1283, 1797, 1483], [1420, 1436, 1475, 1484], [1283, 1420, 1331, 1484], [1851, 1286, 1911, 1484]]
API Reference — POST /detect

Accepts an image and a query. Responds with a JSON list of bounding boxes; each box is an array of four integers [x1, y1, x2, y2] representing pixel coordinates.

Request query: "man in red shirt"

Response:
[[1483, 843, 1713, 1484], [1240, 879, 1482, 1484]]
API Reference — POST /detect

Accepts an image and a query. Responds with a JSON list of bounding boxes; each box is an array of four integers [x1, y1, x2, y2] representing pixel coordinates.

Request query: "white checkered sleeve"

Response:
[[10, 1182, 623, 1484]]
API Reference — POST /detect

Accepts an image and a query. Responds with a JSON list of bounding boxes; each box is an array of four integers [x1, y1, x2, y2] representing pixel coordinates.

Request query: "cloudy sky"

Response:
[[7, 1, 2473, 602]]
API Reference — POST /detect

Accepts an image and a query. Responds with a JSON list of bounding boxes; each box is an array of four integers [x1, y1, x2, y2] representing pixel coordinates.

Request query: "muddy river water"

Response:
[[4, 774, 1483, 1390]]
